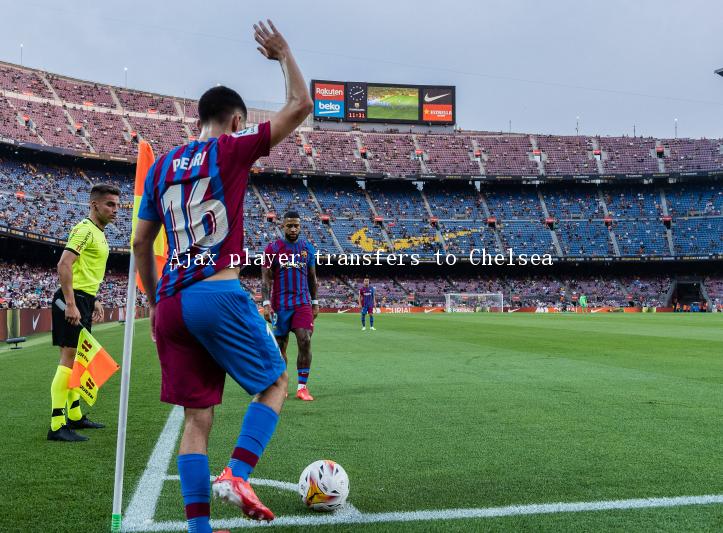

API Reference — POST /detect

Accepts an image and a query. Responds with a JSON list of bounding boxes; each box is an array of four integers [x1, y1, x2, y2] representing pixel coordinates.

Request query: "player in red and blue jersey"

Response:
[[359, 277, 377, 330], [262, 211, 319, 401], [133, 20, 313, 529]]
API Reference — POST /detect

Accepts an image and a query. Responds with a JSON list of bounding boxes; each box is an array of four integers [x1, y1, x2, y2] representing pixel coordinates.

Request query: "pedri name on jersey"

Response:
[[172, 151, 207, 172]]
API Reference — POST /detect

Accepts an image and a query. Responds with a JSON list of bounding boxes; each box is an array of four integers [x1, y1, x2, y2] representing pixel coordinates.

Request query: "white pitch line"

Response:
[[124, 405, 184, 529], [121, 493, 723, 531]]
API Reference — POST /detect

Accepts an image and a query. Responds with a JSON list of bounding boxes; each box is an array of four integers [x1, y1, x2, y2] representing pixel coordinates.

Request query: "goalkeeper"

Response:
[[48, 184, 120, 442]]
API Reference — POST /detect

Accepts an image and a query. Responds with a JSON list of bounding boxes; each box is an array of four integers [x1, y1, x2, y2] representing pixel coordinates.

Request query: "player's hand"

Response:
[[263, 304, 273, 323], [92, 301, 104, 323], [149, 305, 157, 343], [254, 20, 289, 61], [312, 304, 319, 319], [65, 302, 81, 326]]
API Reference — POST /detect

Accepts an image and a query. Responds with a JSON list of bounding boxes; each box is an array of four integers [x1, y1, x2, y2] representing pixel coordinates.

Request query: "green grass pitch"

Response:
[[2, 313, 722, 532], [367, 94, 418, 121]]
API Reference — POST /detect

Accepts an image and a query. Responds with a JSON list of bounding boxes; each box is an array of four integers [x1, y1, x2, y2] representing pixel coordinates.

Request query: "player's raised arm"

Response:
[[254, 20, 313, 147]]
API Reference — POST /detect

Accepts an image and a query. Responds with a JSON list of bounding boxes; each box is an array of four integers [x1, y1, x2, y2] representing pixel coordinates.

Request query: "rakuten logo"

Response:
[[316, 87, 343, 98], [314, 83, 345, 101]]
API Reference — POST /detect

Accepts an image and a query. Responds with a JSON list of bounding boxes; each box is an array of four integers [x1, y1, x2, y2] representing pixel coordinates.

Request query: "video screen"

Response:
[[366, 86, 419, 121]]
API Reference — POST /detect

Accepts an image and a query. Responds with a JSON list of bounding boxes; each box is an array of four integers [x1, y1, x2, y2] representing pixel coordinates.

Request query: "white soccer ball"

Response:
[[298, 460, 349, 511]]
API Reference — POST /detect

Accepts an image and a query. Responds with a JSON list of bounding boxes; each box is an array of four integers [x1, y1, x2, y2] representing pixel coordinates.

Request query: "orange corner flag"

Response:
[[131, 140, 167, 294], [69, 329, 120, 406]]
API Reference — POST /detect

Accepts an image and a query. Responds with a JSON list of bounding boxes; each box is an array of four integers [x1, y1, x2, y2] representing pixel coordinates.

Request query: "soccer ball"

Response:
[[298, 460, 349, 511]]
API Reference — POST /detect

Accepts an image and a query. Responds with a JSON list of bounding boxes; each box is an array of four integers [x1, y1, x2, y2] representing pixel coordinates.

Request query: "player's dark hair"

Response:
[[198, 86, 247, 125], [284, 210, 301, 220], [90, 183, 120, 199]]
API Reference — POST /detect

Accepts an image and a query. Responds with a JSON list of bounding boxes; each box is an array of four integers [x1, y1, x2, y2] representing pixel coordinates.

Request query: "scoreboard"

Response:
[[311, 80, 455, 125]]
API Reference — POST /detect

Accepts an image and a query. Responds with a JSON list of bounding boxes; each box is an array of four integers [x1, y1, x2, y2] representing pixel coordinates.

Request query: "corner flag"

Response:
[[131, 140, 166, 294], [69, 328, 119, 406]]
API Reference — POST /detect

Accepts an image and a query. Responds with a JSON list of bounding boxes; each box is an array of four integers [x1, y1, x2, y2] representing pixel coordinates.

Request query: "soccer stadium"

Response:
[[1, 4, 722, 533]]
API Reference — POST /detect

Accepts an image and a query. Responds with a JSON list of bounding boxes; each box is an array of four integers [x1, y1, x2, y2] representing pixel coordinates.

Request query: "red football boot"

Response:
[[212, 467, 275, 521], [296, 387, 314, 401]]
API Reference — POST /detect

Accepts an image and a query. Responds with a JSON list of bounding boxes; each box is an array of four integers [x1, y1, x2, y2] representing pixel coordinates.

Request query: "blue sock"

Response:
[[361, 314, 366, 326], [178, 454, 211, 533], [228, 402, 279, 480], [370, 315, 374, 327], [298, 367, 310, 386]]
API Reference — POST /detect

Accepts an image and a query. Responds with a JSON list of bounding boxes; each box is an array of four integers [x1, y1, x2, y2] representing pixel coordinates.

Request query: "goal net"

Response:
[[444, 293, 504, 313]]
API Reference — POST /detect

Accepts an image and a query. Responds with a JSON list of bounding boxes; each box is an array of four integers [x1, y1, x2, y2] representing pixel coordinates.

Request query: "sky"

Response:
[[2, 0, 723, 139]]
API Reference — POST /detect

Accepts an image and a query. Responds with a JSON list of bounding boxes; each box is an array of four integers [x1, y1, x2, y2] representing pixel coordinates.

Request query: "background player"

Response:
[[579, 293, 588, 313], [359, 277, 376, 330], [48, 183, 119, 442], [133, 20, 312, 529], [262, 211, 319, 401]]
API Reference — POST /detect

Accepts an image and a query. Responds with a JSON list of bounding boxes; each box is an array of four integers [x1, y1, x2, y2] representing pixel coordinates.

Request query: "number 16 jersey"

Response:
[[137, 122, 270, 302]]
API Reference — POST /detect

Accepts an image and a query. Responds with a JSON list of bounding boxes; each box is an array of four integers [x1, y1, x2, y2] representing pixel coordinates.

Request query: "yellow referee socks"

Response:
[[67, 389, 83, 422], [50, 366, 72, 431]]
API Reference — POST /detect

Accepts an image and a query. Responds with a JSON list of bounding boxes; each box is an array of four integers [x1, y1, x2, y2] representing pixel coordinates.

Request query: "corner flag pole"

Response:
[[111, 140, 158, 532], [111, 254, 137, 532]]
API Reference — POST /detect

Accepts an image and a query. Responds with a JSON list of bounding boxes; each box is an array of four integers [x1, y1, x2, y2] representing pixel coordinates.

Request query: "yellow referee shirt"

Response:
[[64, 218, 109, 296]]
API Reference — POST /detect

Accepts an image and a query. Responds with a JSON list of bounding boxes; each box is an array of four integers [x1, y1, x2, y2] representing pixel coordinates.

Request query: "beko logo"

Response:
[[317, 102, 341, 114]]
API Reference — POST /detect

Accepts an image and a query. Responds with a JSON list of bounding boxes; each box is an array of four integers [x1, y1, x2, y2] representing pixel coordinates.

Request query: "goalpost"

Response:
[[444, 292, 504, 313]]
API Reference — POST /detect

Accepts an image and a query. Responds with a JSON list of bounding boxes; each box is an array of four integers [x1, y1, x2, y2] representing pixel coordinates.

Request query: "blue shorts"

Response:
[[361, 306, 374, 315], [155, 279, 285, 407]]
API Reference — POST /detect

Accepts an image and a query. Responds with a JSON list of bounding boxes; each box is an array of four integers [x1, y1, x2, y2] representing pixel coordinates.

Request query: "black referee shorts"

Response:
[[51, 289, 95, 348]]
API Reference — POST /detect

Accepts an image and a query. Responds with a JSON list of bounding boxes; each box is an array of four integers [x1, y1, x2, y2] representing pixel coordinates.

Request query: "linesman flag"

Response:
[[130, 140, 167, 293], [69, 328, 120, 406]]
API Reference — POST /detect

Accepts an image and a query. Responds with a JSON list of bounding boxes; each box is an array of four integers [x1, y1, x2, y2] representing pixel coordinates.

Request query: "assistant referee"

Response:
[[48, 183, 120, 442]]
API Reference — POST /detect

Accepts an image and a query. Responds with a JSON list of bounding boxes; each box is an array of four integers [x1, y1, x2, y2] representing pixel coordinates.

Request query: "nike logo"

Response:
[[424, 308, 439, 314], [32, 314, 40, 330], [424, 93, 450, 103], [337, 309, 350, 314]]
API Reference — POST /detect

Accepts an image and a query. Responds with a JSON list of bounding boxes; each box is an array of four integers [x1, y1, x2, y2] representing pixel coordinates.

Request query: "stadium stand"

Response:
[[362, 133, 422, 176], [47, 74, 116, 108], [307, 131, 366, 172], [474, 135, 538, 175], [536, 135, 597, 175], [416, 134, 480, 175], [599, 137, 660, 174], [1, 60, 722, 315]]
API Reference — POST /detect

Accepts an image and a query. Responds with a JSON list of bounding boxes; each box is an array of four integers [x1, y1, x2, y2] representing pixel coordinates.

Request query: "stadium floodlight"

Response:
[[445, 292, 504, 313]]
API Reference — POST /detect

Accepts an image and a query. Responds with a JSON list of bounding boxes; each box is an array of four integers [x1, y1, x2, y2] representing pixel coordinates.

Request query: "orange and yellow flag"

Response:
[[131, 140, 167, 294], [69, 329, 120, 406]]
